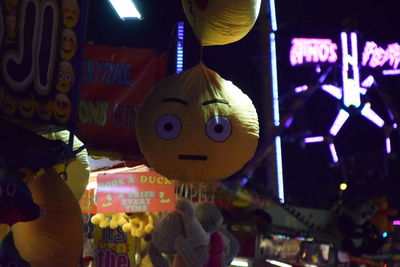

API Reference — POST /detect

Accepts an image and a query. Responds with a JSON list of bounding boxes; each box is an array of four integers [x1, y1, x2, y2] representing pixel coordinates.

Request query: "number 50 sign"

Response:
[[0, 0, 87, 126]]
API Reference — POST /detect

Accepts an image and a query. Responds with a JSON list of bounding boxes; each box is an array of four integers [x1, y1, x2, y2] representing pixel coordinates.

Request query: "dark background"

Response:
[[86, 0, 400, 210]]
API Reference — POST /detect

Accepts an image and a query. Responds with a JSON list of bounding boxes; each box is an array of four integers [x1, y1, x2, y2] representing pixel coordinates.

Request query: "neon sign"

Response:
[[362, 41, 400, 70], [288, 32, 396, 164], [290, 38, 338, 66]]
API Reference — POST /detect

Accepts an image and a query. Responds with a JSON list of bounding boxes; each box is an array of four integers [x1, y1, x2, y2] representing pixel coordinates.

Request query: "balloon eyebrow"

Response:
[[202, 99, 230, 106], [161, 98, 188, 105]]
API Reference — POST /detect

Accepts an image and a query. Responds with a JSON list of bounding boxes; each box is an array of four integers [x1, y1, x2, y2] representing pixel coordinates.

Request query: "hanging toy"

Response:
[[122, 212, 154, 238], [91, 213, 129, 229], [182, 0, 262, 46], [136, 63, 259, 182]]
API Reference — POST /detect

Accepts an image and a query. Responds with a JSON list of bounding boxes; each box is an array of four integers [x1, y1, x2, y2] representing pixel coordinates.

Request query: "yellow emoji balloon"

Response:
[[136, 63, 259, 182], [61, 28, 77, 61], [62, 0, 80, 28], [53, 93, 71, 124], [37, 99, 53, 121], [0, 87, 17, 116], [57, 61, 75, 93], [18, 94, 36, 119], [182, 0, 261, 46]]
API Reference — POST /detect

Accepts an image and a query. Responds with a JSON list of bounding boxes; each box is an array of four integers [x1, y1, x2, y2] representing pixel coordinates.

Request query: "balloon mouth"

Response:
[[178, 154, 207, 161]]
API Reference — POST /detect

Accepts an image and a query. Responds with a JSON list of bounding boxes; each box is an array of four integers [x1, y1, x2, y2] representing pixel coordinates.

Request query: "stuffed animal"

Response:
[[195, 202, 225, 267], [148, 198, 210, 267], [122, 212, 154, 238], [370, 195, 397, 234], [91, 213, 128, 229]]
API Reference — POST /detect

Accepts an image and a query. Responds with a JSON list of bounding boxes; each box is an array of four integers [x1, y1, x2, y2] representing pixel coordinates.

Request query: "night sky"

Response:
[[86, 1, 400, 210]]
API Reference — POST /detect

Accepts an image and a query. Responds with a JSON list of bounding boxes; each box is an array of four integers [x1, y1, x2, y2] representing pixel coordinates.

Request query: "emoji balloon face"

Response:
[[18, 94, 36, 119], [37, 99, 53, 121], [0, 87, 17, 116], [182, 0, 261, 46], [136, 63, 259, 182], [62, 0, 80, 28], [53, 93, 71, 124], [61, 28, 77, 61], [57, 61, 75, 93]]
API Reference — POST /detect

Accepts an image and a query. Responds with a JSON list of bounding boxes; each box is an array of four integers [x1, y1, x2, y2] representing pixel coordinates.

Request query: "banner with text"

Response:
[[0, 0, 87, 126], [77, 44, 168, 161], [96, 171, 175, 213]]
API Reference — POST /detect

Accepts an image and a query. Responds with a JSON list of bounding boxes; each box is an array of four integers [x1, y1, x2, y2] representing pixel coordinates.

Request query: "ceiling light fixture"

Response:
[[107, 0, 142, 20]]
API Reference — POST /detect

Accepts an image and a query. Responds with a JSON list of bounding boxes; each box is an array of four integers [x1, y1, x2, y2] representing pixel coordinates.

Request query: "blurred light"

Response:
[[271, 33, 279, 127], [239, 177, 249, 187], [383, 69, 400, 76], [329, 109, 350, 136], [316, 64, 321, 73], [275, 136, 284, 203], [361, 103, 385, 127], [232, 258, 249, 267], [269, 0, 277, 31], [386, 137, 391, 154], [176, 22, 184, 73], [382, 232, 388, 238], [266, 259, 292, 267], [321, 84, 342, 99], [107, 0, 142, 20], [290, 38, 338, 66], [393, 220, 400, 225], [393, 123, 398, 129], [329, 143, 339, 163], [304, 136, 324, 143], [294, 85, 308, 93], [284, 117, 294, 128], [340, 182, 347, 191], [361, 75, 375, 88]]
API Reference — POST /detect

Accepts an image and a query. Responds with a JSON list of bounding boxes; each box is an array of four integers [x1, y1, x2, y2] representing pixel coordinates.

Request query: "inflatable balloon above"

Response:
[[182, 0, 262, 46], [136, 63, 259, 182]]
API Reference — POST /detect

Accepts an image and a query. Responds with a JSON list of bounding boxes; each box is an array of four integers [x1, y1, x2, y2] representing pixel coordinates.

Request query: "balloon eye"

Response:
[[205, 116, 232, 142], [65, 74, 72, 81], [156, 114, 181, 140], [6, 182, 16, 196], [58, 72, 63, 80]]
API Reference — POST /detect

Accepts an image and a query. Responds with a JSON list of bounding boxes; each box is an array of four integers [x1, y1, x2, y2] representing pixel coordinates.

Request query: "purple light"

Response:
[[361, 103, 385, 127], [383, 69, 400, 76], [239, 177, 249, 187], [386, 137, 391, 154], [304, 136, 324, 143], [362, 41, 400, 69], [321, 84, 342, 99], [393, 123, 398, 129], [361, 75, 375, 88], [176, 22, 184, 73], [341, 32, 361, 108], [316, 65, 321, 73], [393, 220, 400, 226], [329, 109, 350, 136], [329, 143, 339, 163], [294, 85, 308, 93], [284, 117, 294, 128], [290, 38, 338, 66]]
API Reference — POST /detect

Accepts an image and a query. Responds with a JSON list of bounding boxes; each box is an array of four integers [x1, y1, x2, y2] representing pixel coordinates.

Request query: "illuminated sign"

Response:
[[289, 38, 338, 66], [287, 32, 398, 163], [362, 41, 400, 70]]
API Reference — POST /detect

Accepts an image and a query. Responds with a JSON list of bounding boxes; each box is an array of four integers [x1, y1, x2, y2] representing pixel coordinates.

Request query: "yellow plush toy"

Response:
[[136, 63, 259, 182], [91, 213, 129, 229], [122, 212, 154, 238]]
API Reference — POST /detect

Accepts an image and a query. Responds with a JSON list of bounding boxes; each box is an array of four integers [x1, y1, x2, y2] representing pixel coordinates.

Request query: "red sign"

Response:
[[79, 188, 97, 214], [0, 0, 88, 126], [77, 44, 167, 161], [96, 171, 175, 213]]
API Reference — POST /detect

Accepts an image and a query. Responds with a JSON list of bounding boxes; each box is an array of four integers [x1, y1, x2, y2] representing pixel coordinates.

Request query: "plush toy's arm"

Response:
[[173, 235, 209, 267], [148, 242, 169, 267]]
